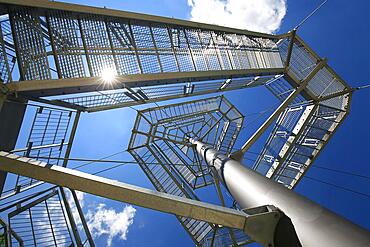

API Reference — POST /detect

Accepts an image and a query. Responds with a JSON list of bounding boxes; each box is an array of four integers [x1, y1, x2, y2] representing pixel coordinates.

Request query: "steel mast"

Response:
[[190, 138, 370, 247]]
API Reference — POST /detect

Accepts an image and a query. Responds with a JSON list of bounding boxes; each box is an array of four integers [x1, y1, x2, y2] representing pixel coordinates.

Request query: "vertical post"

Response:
[[105, 20, 119, 73], [183, 28, 197, 71], [55, 192, 73, 245], [197, 31, 211, 70], [61, 111, 95, 246], [190, 138, 370, 247], [45, 15, 62, 79], [128, 21, 143, 74], [166, 27, 181, 72], [70, 189, 95, 247], [210, 32, 224, 70], [209, 226, 218, 247], [149, 25, 163, 73], [0, 24, 12, 82], [6, 224, 12, 247], [4, 218, 23, 246], [78, 18, 94, 77], [223, 36, 235, 70], [8, 9, 25, 81], [28, 209, 37, 246], [284, 30, 297, 70], [44, 200, 58, 246], [59, 188, 83, 246]]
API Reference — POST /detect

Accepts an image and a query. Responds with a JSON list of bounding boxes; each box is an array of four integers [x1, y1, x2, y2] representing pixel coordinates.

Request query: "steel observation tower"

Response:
[[0, 0, 369, 246]]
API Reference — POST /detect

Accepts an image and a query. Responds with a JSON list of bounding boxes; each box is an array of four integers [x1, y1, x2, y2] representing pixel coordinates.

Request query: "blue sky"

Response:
[[35, 0, 370, 246]]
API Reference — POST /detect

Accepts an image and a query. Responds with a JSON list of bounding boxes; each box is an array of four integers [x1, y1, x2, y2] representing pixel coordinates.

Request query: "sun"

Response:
[[101, 67, 117, 84]]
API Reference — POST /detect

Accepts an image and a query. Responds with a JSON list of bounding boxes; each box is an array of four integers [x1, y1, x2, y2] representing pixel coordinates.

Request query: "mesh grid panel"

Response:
[[8, 190, 73, 247], [10, 7, 51, 81], [80, 15, 116, 77], [1, 107, 74, 198], [0, 22, 11, 83], [48, 10, 86, 78], [3, 6, 282, 82]]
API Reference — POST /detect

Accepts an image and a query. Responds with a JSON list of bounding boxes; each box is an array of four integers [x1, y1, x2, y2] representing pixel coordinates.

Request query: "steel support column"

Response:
[[190, 138, 370, 247]]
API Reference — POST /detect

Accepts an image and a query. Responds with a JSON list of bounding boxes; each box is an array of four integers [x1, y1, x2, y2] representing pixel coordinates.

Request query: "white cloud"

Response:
[[86, 203, 136, 247], [187, 0, 287, 33], [66, 191, 136, 246]]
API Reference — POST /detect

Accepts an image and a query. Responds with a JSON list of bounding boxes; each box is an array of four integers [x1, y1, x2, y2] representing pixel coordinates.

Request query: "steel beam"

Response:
[[25, 96, 87, 112], [0, 151, 280, 244], [6, 68, 284, 97], [315, 88, 353, 103], [284, 30, 296, 69], [105, 21, 120, 75], [191, 139, 370, 247], [128, 21, 144, 74], [132, 130, 188, 146], [87, 80, 260, 112]]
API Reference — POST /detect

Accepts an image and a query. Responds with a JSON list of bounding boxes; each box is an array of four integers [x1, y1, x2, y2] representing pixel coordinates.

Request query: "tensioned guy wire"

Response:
[[354, 83, 370, 91], [250, 159, 370, 198], [294, 0, 328, 31], [311, 165, 370, 180], [302, 176, 370, 199]]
